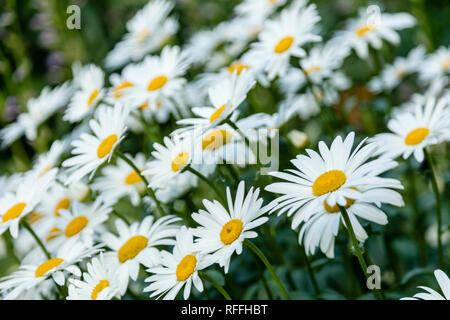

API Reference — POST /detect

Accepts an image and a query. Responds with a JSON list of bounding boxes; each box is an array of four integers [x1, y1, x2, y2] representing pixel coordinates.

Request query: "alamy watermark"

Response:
[[66, 5, 81, 30]]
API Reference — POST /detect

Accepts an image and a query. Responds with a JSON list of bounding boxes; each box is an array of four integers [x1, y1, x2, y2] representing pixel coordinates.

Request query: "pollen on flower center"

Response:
[[97, 134, 118, 159], [65, 216, 88, 237], [125, 171, 143, 185], [113, 81, 133, 99], [404, 127, 430, 146], [356, 24, 375, 37], [228, 62, 249, 75], [135, 29, 150, 43], [209, 104, 231, 123], [38, 165, 51, 178], [176, 254, 197, 281], [305, 65, 322, 76], [324, 188, 358, 213], [147, 75, 168, 91], [118, 235, 148, 263], [202, 129, 233, 151], [91, 280, 110, 300], [171, 152, 190, 172], [441, 56, 450, 71], [54, 197, 71, 217], [220, 219, 243, 245], [46, 227, 61, 242], [35, 258, 64, 277], [88, 89, 100, 107], [27, 211, 43, 224], [274, 36, 294, 54], [312, 170, 347, 196], [2, 202, 26, 223]]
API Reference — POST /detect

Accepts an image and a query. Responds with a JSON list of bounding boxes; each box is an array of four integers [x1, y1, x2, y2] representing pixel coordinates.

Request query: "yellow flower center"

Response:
[[147, 75, 168, 91], [227, 62, 250, 75], [274, 36, 294, 54], [65, 216, 88, 237], [404, 127, 430, 146], [97, 134, 118, 159], [442, 56, 450, 71], [305, 65, 322, 76], [139, 102, 149, 110], [88, 89, 100, 107], [91, 280, 110, 300], [118, 235, 148, 263], [209, 104, 230, 123], [356, 24, 375, 37], [38, 165, 51, 178], [312, 170, 347, 196], [27, 211, 43, 224], [2, 202, 26, 223], [46, 227, 61, 242], [54, 197, 71, 217], [395, 69, 407, 78], [220, 219, 243, 245], [135, 29, 150, 43], [323, 188, 358, 213], [171, 152, 190, 172], [113, 81, 133, 99], [176, 254, 197, 281], [124, 171, 143, 185], [35, 258, 64, 277], [202, 129, 233, 151]]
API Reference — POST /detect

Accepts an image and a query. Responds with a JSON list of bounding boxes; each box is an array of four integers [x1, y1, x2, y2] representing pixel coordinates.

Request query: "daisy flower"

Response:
[[265, 132, 404, 256], [0, 82, 72, 147], [250, 0, 321, 80], [0, 238, 101, 300], [335, 7, 416, 59], [62, 103, 129, 185], [419, 45, 450, 84], [177, 70, 255, 133], [235, 0, 286, 21], [30, 140, 67, 179], [67, 254, 122, 300], [370, 95, 450, 162], [369, 46, 426, 93], [402, 270, 450, 300], [0, 169, 57, 238], [192, 181, 274, 273], [101, 215, 181, 294], [64, 63, 105, 123], [142, 136, 195, 188], [92, 153, 147, 206], [127, 46, 191, 109], [46, 199, 112, 250], [143, 226, 211, 300], [104, 0, 177, 69]]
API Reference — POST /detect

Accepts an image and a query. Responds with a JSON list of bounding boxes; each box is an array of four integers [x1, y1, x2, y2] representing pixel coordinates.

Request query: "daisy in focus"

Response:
[[265, 132, 404, 257], [0, 238, 101, 300], [192, 181, 274, 273], [144, 226, 211, 300], [64, 63, 105, 123], [402, 269, 450, 300], [92, 153, 147, 206], [62, 103, 129, 185], [250, 0, 322, 80], [370, 95, 450, 162], [67, 254, 122, 300], [101, 215, 181, 294], [176, 70, 255, 133]]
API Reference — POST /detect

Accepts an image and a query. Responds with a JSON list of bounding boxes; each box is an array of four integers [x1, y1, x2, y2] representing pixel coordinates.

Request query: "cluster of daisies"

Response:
[[0, 0, 449, 300]]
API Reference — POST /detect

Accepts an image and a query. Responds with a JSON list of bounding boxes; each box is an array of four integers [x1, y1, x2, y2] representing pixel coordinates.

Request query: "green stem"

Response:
[[184, 166, 226, 203], [244, 239, 291, 300], [3, 233, 20, 265], [113, 211, 130, 225], [21, 220, 51, 259], [116, 150, 165, 217], [338, 205, 383, 300], [199, 271, 232, 300], [424, 148, 443, 269]]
